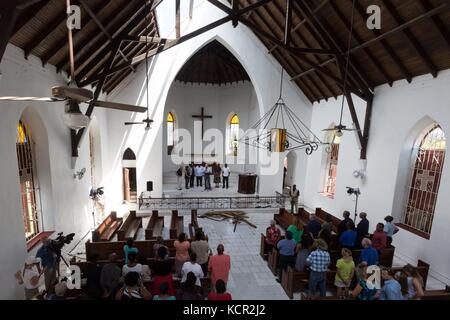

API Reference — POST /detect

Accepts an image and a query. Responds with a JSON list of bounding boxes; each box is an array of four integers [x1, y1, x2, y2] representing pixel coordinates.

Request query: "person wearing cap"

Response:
[[265, 220, 281, 254], [306, 239, 331, 297], [15, 256, 42, 300]]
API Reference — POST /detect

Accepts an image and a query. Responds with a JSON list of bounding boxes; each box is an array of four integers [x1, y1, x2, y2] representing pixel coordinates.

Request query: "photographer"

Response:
[[36, 237, 58, 293]]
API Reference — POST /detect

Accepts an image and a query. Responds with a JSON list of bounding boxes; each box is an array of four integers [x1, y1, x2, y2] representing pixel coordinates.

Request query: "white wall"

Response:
[[302, 70, 450, 284], [105, 1, 313, 202], [0, 45, 109, 299], [162, 81, 258, 175]]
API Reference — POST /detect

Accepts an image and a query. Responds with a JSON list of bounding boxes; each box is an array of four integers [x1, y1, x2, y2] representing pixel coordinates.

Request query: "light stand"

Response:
[[346, 187, 361, 223]]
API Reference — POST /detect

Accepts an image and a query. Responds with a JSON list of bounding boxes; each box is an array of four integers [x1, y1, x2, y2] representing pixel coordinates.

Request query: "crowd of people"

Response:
[[176, 162, 231, 191], [265, 210, 423, 300], [15, 231, 232, 301]]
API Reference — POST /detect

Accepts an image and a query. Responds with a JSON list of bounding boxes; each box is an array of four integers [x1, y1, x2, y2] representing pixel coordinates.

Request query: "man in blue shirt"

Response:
[[307, 214, 322, 238], [339, 222, 357, 249], [380, 268, 405, 300], [36, 237, 57, 293], [360, 238, 379, 266], [277, 231, 297, 272]]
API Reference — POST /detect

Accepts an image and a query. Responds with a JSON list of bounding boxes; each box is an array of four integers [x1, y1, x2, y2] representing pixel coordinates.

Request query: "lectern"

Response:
[[238, 174, 257, 194]]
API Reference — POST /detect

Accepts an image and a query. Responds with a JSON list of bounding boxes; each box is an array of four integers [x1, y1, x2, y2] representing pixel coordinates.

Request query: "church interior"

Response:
[[1, 0, 450, 301]]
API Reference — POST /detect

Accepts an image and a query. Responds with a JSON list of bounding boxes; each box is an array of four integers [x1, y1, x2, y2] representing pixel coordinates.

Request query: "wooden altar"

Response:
[[238, 174, 257, 194]]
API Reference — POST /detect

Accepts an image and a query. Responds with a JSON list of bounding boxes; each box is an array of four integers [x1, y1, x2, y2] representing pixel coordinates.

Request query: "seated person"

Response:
[[153, 282, 176, 300], [265, 220, 281, 254], [339, 221, 357, 249], [372, 223, 387, 250], [208, 279, 232, 300]]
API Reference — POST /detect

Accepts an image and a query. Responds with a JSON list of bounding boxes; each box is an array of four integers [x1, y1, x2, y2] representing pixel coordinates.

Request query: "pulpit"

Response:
[[238, 174, 257, 194]]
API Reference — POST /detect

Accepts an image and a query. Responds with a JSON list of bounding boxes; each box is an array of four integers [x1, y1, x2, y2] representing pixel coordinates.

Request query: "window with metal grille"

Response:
[[402, 124, 446, 235], [16, 121, 40, 241]]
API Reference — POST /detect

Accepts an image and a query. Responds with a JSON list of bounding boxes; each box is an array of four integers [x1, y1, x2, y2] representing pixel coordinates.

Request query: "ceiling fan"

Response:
[[0, 0, 147, 130], [322, 0, 359, 139], [124, 0, 153, 131]]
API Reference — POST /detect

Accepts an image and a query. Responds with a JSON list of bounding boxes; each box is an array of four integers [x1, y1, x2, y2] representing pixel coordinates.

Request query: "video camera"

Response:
[[48, 232, 75, 265], [346, 187, 361, 196]]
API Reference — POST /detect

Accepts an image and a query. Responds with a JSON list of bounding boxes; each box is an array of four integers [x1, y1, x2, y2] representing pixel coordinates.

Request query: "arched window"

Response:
[[16, 121, 40, 240], [402, 124, 446, 235], [167, 112, 175, 154], [228, 114, 239, 156], [322, 135, 340, 198]]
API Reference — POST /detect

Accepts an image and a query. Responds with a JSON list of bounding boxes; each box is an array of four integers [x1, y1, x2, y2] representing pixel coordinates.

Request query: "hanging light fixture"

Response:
[[240, 68, 326, 155]]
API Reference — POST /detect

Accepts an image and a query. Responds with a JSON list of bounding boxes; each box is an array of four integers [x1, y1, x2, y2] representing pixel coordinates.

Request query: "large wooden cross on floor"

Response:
[[192, 107, 212, 139]]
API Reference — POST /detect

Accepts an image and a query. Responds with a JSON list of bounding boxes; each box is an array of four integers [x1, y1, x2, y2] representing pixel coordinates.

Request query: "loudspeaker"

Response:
[[147, 181, 153, 192]]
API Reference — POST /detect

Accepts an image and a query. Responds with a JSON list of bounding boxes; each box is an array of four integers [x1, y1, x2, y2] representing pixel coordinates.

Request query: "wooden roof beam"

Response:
[[381, 0, 438, 78], [0, 6, 21, 64], [11, 0, 49, 36], [328, 1, 393, 86], [418, 0, 450, 48]]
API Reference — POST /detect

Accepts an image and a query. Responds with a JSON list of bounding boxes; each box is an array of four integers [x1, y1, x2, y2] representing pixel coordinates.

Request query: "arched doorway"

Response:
[[283, 151, 296, 191], [122, 148, 137, 203]]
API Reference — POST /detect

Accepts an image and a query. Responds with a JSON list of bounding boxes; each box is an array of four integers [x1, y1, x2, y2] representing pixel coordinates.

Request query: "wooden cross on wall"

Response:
[[192, 107, 212, 139]]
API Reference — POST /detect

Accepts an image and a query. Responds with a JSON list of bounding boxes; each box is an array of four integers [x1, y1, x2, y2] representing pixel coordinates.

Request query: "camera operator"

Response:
[[14, 256, 43, 300], [36, 237, 58, 293]]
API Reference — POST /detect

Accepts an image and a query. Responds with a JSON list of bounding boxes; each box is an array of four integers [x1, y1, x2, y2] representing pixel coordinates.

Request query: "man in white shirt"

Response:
[[290, 184, 300, 214], [222, 164, 230, 189], [181, 252, 204, 286], [15, 256, 42, 300], [195, 165, 203, 187]]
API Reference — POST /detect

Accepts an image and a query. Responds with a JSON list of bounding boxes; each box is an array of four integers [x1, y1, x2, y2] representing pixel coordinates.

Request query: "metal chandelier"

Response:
[[240, 69, 325, 155]]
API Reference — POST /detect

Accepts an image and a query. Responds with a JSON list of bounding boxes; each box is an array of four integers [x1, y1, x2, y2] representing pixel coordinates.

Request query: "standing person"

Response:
[[214, 163, 222, 188], [122, 252, 142, 277], [116, 272, 152, 300], [289, 185, 300, 214], [334, 248, 355, 298], [123, 238, 138, 264], [174, 233, 191, 277], [176, 165, 183, 190], [189, 162, 195, 188], [287, 218, 304, 244], [306, 239, 330, 297], [265, 220, 281, 255], [359, 238, 379, 266], [204, 164, 212, 191], [372, 223, 387, 251], [208, 244, 231, 287], [356, 212, 370, 248], [195, 164, 202, 187], [208, 280, 232, 300], [307, 214, 322, 239], [380, 267, 405, 300], [85, 254, 102, 299], [276, 231, 297, 273], [339, 221, 357, 250], [295, 228, 314, 272], [190, 230, 210, 275], [351, 263, 378, 300], [100, 253, 121, 299], [222, 164, 230, 189], [337, 211, 352, 238], [15, 256, 42, 300], [36, 237, 57, 293], [151, 246, 175, 296], [400, 265, 424, 300], [384, 216, 399, 245], [200, 163, 206, 187], [153, 282, 176, 300], [176, 272, 204, 300], [184, 165, 191, 190], [181, 252, 204, 287]]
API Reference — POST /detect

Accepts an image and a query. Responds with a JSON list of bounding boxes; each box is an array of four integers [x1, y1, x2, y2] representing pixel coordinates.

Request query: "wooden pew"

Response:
[[117, 211, 142, 241], [422, 289, 450, 300], [273, 208, 295, 230], [189, 209, 202, 239], [145, 210, 164, 240], [170, 210, 184, 239], [85, 239, 176, 261], [315, 208, 340, 233], [91, 212, 123, 242]]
